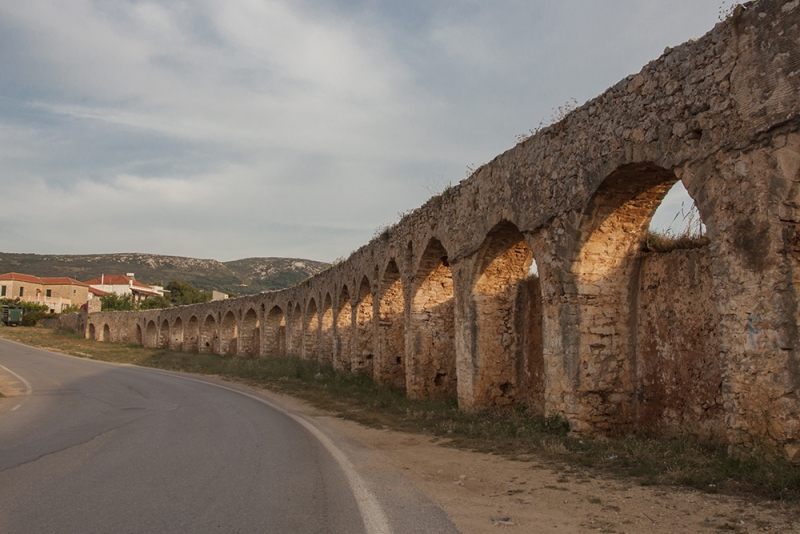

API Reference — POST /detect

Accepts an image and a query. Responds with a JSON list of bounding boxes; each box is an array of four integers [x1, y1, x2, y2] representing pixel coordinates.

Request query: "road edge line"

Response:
[[0, 364, 32, 396]]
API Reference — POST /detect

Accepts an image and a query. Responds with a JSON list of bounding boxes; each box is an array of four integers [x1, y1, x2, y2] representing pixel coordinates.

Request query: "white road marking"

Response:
[[0, 364, 33, 395], [12, 347, 393, 534], [157, 373, 394, 534], [0, 343, 392, 534], [11, 404, 21, 411]]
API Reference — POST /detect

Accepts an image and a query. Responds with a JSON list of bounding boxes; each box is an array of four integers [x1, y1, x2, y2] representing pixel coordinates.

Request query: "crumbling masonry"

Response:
[[82, 0, 800, 460]]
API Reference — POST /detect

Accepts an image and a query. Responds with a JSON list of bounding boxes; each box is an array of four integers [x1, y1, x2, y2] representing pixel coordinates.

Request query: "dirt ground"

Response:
[[260, 388, 800, 534]]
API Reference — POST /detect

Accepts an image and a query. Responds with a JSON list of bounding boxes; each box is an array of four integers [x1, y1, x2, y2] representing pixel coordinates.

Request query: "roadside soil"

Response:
[[258, 387, 799, 534], [0, 368, 25, 398]]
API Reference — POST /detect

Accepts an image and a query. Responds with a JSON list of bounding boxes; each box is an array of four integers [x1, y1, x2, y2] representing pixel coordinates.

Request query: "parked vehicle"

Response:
[[1, 306, 24, 326]]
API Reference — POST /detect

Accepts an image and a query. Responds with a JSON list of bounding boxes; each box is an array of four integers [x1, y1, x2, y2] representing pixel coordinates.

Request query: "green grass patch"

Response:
[[1, 326, 799, 503]]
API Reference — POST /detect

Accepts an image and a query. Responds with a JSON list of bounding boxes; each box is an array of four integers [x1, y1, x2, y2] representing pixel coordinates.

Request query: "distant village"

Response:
[[0, 272, 229, 315]]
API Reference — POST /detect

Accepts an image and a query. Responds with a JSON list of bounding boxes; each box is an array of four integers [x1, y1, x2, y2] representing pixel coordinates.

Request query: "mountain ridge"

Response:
[[0, 252, 329, 295]]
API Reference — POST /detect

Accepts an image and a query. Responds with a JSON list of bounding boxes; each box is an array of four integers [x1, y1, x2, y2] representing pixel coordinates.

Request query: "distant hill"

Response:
[[0, 253, 329, 295]]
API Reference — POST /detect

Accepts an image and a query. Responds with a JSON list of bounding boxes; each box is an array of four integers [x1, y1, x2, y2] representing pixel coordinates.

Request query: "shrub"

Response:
[[139, 295, 171, 310], [99, 293, 136, 311], [21, 310, 49, 326]]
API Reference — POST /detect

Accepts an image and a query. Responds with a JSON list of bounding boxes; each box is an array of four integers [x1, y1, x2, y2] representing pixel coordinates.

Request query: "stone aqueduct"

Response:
[[84, 1, 800, 459]]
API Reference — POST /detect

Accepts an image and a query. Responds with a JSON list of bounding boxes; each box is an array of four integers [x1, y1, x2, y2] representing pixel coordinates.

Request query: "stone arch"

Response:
[[171, 317, 184, 351], [304, 298, 319, 361], [185, 316, 199, 352], [241, 308, 260, 356], [335, 285, 352, 371], [87, 323, 96, 340], [354, 276, 375, 375], [409, 238, 456, 399], [320, 293, 334, 366], [568, 162, 720, 434], [377, 260, 405, 389], [200, 314, 217, 353], [135, 324, 143, 345], [264, 306, 286, 356], [158, 319, 170, 349], [102, 324, 110, 342], [468, 220, 542, 409], [221, 310, 238, 355], [145, 320, 158, 348]]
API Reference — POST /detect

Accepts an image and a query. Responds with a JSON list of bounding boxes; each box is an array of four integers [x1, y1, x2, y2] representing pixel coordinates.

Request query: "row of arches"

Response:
[[88, 162, 729, 451], [75, 0, 800, 458], [86, 164, 723, 438], [90, 307, 286, 357]]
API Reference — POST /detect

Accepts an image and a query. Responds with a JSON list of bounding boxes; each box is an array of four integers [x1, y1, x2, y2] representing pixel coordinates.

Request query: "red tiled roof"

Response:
[[89, 287, 107, 296], [40, 277, 89, 287], [0, 272, 44, 284]]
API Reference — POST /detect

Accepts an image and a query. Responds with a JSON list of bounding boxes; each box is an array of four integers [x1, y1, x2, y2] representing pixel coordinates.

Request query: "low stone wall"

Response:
[[58, 312, 87, 335]]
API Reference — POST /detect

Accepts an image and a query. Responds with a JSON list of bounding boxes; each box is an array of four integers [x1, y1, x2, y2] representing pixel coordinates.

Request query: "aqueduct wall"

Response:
[[83, 0, 800, 460]]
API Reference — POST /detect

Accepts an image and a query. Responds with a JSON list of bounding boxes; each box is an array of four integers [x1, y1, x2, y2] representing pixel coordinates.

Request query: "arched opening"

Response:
[[304, 299, 319, 361], [470, 221, 543, 409], [264, 306, 286, 356], [200, 314, 217, 353], [221, 311, 238, 355], [102, 324, 111, 342], [335, 285, 352, 371], [241, 308, 260, 356], [320, 293, 334, 366], [646, 180, 707, 246], [158, 319, 170, 349], [409, 238, 456, 399], [88, 324, 95, 340], [171, 317, 184, 351], [571, 163, 720, 434], [377, 260, 405, 390], [354, 276, 375, 375], [135, 324, 143, 345], [145, 320, 158, 348], [185, 316, 199, 352]]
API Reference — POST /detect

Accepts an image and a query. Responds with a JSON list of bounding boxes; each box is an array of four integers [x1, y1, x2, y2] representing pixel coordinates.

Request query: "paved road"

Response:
[[0, 338, 457, 534]]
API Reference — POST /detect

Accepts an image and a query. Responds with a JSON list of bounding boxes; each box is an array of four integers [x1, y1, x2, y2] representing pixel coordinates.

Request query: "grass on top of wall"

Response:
[[641, 230, 710, 253], [1, 325, 799, 504]]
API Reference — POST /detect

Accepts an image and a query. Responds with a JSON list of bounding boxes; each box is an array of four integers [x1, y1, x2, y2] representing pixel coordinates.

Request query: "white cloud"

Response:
[[0, 0, 724, 262]]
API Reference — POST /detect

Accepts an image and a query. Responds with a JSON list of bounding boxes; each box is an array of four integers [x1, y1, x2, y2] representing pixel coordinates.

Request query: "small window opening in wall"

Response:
[[528, 259, 539, 277], [1, 285, 5, 297], [46, 289, 52, 297], [645, 181, 708, 253], [19, 287, 24, 297]]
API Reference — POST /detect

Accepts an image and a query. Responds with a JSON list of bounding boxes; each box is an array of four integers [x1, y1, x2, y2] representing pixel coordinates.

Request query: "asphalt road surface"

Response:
[[0, 338, 458, 534]]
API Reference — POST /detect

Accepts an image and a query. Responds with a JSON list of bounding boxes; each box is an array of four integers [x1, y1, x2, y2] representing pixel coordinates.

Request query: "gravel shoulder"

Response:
[[258, 386, 800, 534]]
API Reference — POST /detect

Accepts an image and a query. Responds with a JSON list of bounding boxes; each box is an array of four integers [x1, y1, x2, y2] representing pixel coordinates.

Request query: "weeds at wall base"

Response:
[[1, 326, 799, 504]]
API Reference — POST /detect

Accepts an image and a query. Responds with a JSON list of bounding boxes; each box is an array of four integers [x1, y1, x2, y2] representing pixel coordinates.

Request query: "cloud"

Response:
[[0, 0, 724, 262]]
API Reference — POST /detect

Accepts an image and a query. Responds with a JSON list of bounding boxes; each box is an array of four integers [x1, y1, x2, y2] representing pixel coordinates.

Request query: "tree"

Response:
[[139, 295, 171, 310], [165, 280, 212, 306], [99, 293, 135, 311]]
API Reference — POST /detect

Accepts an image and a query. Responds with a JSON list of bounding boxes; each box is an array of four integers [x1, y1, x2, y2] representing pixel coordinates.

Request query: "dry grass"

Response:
[[643, 197, 709, 253], [642, 230, 710, 252], [1, 326, 799, 504]]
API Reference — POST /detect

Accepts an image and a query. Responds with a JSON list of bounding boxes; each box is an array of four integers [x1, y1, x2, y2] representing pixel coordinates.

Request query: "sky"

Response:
[[0, 0, 727, 263]]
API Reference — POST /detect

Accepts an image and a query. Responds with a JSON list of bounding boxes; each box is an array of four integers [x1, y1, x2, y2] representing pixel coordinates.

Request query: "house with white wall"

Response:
[[84, 274, 163, 304]]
